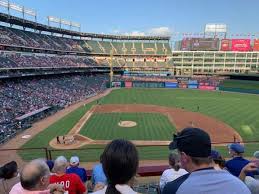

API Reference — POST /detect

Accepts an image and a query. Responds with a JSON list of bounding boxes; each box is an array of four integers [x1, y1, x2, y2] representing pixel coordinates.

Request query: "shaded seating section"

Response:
[[85, 40, 104, 54], [100, 41, 113, 54], [156, 42, 165, 55], [124, 42, 134, 55], [143, 42, 156, 55], [0, 53, 101, 68], [134, 42, 144, 55], [0, 56, 18, 68], [0, 74, 109, 143], [111, 42, 125, 55], [163, 43, 172, 54]]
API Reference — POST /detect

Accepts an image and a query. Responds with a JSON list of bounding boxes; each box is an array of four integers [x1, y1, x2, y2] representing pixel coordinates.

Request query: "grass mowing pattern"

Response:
[[80, 113, 176, 140], [101, 89, 259, 142], [19, 102, 95, 160], [19, 88, 259, 161]]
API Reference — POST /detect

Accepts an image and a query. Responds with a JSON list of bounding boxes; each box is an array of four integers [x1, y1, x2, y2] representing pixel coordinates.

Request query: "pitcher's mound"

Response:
[[118, 121, 137, 128]]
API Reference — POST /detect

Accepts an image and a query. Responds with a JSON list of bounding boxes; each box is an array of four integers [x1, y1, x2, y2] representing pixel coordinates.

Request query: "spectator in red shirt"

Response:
[[50, 156, 87, 194]]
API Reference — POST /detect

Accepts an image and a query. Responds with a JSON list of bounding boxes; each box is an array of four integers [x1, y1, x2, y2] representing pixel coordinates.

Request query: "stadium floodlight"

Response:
[[0, 0, 37, 21], [23, 8, 36, 17], [0, 0, 8, 8], [61, 19, 71, 26], [205, 24, 227, 33], [48, 16, 61, 23], [48, 15, 81, 31], [9, 2, 23, 12], [71, 22, 81, 28]]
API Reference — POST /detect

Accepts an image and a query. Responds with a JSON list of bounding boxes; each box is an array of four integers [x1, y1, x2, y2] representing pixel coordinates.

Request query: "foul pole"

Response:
[[109, 49, 114, 87]]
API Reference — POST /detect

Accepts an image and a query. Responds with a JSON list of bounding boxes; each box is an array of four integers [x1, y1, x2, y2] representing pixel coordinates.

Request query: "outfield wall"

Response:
[[109, 80, 259, 94], [108, 81, 216, 91]]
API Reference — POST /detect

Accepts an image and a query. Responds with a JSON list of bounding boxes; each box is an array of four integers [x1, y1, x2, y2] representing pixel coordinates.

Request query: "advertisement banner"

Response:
[[188, 85, 198, 89], [190, 38, 220, 51], [125, 81, 132, 88], [111, 82, 121, 88], [253, 39, 259, 51], [221, 39, 231, 51], [188, 80, 198, 84], [179, 84, 187, 88], [165, 82, 178, 88], [199, 82, 210, 86], [231, 39, 251, 51], [199, 86, 215, 90], [181, 38, 192, 51]]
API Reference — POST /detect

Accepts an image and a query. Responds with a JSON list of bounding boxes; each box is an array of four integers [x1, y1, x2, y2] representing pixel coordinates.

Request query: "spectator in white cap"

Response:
[[225, 143, 253, 177], [66, 156, 87, 183]]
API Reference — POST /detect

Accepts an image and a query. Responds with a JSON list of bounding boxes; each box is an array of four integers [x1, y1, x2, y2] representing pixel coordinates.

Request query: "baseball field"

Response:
[[19, 88, 259, 162]]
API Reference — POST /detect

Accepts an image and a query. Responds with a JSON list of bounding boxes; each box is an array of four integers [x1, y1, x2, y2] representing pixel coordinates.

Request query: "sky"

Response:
[[2, 0, 259, 38]]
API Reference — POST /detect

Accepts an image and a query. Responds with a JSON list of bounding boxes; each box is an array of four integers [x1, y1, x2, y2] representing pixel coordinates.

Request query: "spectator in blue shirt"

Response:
[[225, 143, 253, 177], [92, 163, 107, 186], [66, 156, 87, 183]]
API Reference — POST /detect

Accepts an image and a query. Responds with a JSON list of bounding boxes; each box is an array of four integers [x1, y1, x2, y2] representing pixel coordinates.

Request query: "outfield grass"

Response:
[[80, 113, 176, 140], [20, 88, 259, 161], [220, 80, 259, 90]]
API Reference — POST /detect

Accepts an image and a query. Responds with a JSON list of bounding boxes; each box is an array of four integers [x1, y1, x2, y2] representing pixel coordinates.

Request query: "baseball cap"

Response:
[[228, 143, 244, 153], [253, 151, 259, 159], [70, 156, 80, 165], [169, 128, 211, 157], [211, 150, 222, 161], [46, 160, 54, 171]]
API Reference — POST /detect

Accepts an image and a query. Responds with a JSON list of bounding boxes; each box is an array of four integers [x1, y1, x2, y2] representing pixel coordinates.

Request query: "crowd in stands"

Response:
[[0, 26, 86, 52], [0, 74, 108, 143], [1, 129, 259, 193], [0, 52, 101, 68], [0, 26, 170, 55]]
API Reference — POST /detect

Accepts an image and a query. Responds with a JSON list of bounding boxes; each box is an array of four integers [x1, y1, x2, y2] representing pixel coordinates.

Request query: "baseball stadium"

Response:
[[1, 0, 259, 193]]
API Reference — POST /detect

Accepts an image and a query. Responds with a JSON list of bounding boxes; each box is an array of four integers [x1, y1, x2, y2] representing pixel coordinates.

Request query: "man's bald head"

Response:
[[21, 159, 50, 190]]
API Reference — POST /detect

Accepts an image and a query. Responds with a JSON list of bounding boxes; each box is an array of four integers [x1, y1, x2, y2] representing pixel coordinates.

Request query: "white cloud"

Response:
[[111, 29, 121, 34], [111, 26, 172, 37], [124, 31, 145, 36], [148, 27, 172, 36]]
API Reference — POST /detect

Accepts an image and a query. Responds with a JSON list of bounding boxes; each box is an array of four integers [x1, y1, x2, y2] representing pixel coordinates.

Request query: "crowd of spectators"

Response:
[[0, 74, 108, 143], [0, 52, 102, 68], [0, 26, 87, 52], [2, 133, 259, 194]]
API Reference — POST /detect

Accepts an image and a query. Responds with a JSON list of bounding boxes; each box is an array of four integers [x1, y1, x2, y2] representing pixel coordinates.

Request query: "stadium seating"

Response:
[[84, 40, 104, 54], [134, 42, 144, 55], [0, 74, 109, 143], [0, 25, 172, 57], [143, 42, 156, 55], [156, 42, 165, 55], [0, 53, 100, 68], [111, 42, 125, 55], [124, 42, 134, 55]]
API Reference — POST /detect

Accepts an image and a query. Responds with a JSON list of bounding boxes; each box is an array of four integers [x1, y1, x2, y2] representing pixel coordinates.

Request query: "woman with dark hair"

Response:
[[0, 161, 20, 193], [92, 139, 139, 194], [159, 152, 188, 191]]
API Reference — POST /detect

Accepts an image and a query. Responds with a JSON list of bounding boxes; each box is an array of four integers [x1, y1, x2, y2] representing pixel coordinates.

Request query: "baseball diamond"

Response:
[[12, 88, 259, 162]]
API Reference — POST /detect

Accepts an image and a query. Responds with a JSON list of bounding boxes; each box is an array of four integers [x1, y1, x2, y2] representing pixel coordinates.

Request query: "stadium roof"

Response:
[[0, 13, 170, 41]]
